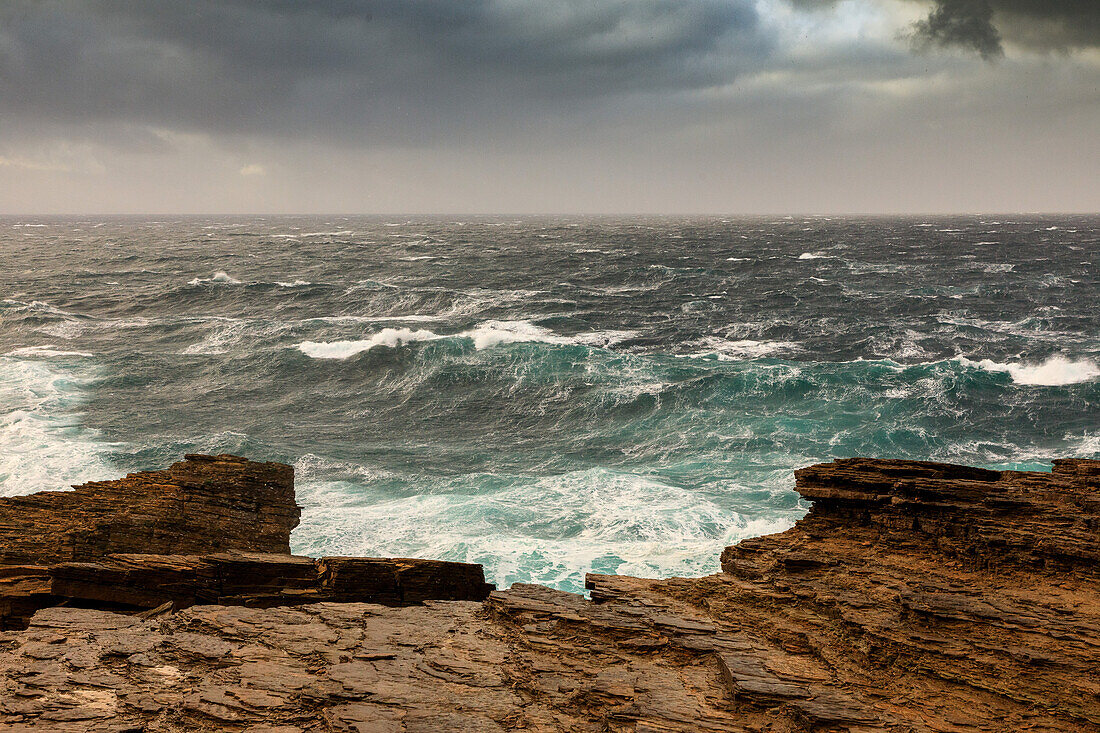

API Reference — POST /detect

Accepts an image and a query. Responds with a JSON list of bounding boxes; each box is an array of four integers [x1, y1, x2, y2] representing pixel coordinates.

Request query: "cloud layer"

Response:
[[0, 0, 1097, 213], [0, 0, 772, 142]]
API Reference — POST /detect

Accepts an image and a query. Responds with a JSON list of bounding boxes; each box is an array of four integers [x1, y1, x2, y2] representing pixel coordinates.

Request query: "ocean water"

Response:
[[1, 215, 1097, 592]]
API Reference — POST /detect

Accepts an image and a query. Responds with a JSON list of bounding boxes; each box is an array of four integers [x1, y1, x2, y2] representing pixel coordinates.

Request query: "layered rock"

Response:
[[0, 454, 298, 565], [0, 456, 1096, 732], [0, 455, 493, 629]]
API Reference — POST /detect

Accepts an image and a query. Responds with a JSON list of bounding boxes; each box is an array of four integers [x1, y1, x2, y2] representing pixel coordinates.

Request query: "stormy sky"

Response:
[[1, 0, 1097, 214]]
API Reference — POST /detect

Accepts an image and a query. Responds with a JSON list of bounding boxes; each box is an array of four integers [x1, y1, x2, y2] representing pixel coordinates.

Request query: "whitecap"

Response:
[[1, 299, 83, 319], [961, 355, 1100, 386], [181, 321, 250, 355], [797, 252, 829, 260], [297, 328, 444, 359], [309, 314, 443, 324], [1070, 433, 1100, 457], [297, 320, 636, 359], [5, 345, 93, 358], [188, 271, 241, 286], [275, 279, 312, 287], [679, 337, 798, 360], [464, 320, 564, 349]]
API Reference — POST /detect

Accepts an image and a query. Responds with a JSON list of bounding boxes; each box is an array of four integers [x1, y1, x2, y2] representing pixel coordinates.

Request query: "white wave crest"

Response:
[[1072, 433, 1100, 457], [298, 328, 444, 359], [188, 271, 241, 286], [297, 320, 635, 359], [466, 320, 564, 349], [0, 357, 118, 497], [798, 252, 828, 260], [962, 355, 1100, 386], [1, 299, 83, 319], [275, 279, 312, 287], [6, 345, 93, 358], [679, 337, 798, 360]]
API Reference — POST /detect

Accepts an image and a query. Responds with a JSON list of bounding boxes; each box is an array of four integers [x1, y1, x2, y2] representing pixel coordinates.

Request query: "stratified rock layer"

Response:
[[0, 457, 1097, 732], [0, 454, 298, 565], [0, 455, 493, 629]]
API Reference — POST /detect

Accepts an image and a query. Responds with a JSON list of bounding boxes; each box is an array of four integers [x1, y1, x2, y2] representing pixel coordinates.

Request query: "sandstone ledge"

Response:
[[0, 455, 494, 629], [0, 456, 1097, 732]]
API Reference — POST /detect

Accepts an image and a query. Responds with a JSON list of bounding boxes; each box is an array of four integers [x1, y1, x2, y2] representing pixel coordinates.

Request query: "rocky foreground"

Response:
[[0, 455, 1097, 732]]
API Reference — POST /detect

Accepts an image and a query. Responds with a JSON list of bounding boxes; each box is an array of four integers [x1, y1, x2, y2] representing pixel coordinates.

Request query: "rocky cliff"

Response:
[[0, 454, 298, 565], [0, 456, 1097, 732], [0, 455, 493, 630]]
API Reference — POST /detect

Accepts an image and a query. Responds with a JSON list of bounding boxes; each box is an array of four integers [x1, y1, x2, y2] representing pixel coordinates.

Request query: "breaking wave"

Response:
[[188, 271, 241, 286], [960, 355, 1100, 386], [0, 357, 118, 497], [293, 465, 800, 591], [296, 321, 636, 359]]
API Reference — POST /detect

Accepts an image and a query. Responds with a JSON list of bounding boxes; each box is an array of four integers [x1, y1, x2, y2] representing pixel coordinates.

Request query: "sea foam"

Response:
[[297, 321, 635, 359], [679, 337, 798, 360], [188, 271, 241, 286], [962, 355, 1100, 386], [298, 328, 444, 359], [0, 356, 117, 497], [291, 464, 801, 592], [5, 345, 93, 358]]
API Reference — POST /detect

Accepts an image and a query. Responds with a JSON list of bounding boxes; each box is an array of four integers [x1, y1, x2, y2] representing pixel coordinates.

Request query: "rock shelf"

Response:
[[0, 455, 1097, 731]]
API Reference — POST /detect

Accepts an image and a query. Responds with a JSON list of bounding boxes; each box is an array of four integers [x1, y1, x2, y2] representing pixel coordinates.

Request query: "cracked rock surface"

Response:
[[0, 457, 1097, 731]]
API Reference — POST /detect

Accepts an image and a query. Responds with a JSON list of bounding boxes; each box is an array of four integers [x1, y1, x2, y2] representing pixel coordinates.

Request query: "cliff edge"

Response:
[[0, 455, 1097, 732]]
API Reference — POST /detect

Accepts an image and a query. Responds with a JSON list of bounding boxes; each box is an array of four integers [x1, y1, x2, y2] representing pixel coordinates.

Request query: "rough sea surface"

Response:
[[1, 216, 1097, 592]]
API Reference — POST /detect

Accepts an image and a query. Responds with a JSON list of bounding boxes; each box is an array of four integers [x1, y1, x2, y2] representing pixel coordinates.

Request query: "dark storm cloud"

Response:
[[991, 0, 1100, 51], [794, 0, 1099, 57], [910, 0, 1003, 59], [0, 0, 770, 142]]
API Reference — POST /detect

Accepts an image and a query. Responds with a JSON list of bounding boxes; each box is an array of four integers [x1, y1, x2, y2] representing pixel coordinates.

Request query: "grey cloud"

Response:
[[791, 0, 1098, 57], [909, 0, 1100, 56], [992, 0, 1100, 51], [0, 0, 771, 144], [910, 0, 1003, 59]]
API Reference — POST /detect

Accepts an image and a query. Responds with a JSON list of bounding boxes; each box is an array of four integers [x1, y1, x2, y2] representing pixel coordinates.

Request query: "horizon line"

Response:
[[1, 211, 1097, 219]]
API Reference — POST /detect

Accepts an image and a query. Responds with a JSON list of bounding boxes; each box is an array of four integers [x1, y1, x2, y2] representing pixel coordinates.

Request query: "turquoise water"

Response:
[[1, 216, 1097, 591]]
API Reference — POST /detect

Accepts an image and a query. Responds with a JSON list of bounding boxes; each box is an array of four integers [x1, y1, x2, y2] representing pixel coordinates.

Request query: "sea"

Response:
[[1, 215, 1097, 593]]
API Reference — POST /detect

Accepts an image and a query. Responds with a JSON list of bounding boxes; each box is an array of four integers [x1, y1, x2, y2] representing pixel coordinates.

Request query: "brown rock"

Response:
[[0, 454, 298, 565], [0, 455, 1097, 732], [0, 456, 493, 628]]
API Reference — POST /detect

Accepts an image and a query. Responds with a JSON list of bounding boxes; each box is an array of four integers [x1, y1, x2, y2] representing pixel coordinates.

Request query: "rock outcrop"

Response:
[[0, 454, 298, 565], [0, 455, 493, 629], [0, 456, 1097, 732]]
